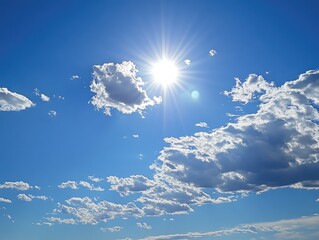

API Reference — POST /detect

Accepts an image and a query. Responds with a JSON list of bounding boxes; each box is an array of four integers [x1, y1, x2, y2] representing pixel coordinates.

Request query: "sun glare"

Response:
[[152, 59, 179, 87]]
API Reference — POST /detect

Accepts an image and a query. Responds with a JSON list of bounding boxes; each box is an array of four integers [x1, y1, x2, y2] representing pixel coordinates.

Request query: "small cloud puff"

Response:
[[34, 88, 50, 102], [90, 61, 161, 117], [70, 75, 80, 80], [184, 59, 191, 65], [209, 49, 217, 57], [0, 88, 34, 111], [48, 110, 57, 117], [195, 122, 209, 128]]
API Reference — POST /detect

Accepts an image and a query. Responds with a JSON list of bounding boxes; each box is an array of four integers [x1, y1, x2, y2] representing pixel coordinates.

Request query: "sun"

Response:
[[151, 58, 179, 87]]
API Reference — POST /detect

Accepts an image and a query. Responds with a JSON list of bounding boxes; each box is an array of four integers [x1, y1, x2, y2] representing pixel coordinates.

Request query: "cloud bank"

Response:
[[52, 70, 319, 224]]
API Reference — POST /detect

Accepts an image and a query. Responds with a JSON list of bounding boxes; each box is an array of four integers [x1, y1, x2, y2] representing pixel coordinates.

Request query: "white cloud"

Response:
[[40, 93, 50, 102], [0, 197, 12, 203], [101, 226, 123, 232], [17, 194, 32, 202], [184, 59, 191, 65], [46, 217, 77, 225], [58, 180, 104, 191], [79, 181, 104, 191], [224, 74, 274, 104], [90, 61, 161, 116], [56, 197, 142, 224], [58, 181, 78, 190], [0, 88, 34, 111], [132, 134, 139, 138], [48, 110, 57, 117], [88, 176, 103, 182], [195, 122, 209, 128], [0, 181, 32, 190], [209, 49, 217, 57], [105, 70, 319, 217], [141, 214, 319, 240], [137, 222, 152, 229], [34, 88, 50, 102], [107, 175, 156, 196], [150, 70, 319, 197], [17, 194, 48, 202], [70, 75, 80, 80], [52, 70, 319, 223]]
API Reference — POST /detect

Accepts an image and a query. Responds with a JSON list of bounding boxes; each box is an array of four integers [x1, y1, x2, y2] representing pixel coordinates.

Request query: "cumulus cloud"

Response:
[[107, 175, 156, 197], [0, 197, 12, 203], [58, 180, 103, 191], [17, 194, 32, 201], [224, 74, 274, 104], [56, 197, 142, 224], [90, 61, 161, 116], [79, 181, 104, 191], [58, 181, 78, 190], [101, 226, 123, 232], [0, 181, 32, 190], [0, 88, 34, 111], [105, 70, 319, 217], [150, 70, 319, 196], [52, 70, 319, 223], [184, 59, 191, 65], [132, 134, 139, 138], [17, 194, 49, 202], [141, 214, 319, 240], [209, 49, 217, 57], [137, 222, 152, 229], [195, 122, 209, 128]]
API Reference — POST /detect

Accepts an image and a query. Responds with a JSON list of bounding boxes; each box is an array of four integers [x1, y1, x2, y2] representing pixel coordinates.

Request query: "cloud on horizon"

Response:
[[140, 214, 319, 240]]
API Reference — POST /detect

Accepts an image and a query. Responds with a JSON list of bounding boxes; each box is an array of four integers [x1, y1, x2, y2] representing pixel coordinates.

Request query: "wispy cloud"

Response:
[[48, 110, 57, 117], [101, 226, 123, 232], [90, 61, 161, 117], [0, 88, 34, 111], [137, 222, 152, 229], [88, 176, 103, 183], [140, 214, 319, 240]]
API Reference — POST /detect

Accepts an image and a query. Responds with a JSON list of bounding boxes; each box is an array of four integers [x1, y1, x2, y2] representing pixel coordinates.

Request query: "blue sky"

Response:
[[1, 0, 319, 239]]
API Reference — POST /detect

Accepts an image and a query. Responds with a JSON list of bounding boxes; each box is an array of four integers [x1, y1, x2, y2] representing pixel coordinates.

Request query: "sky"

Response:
[[1, 0, 319, 239]]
